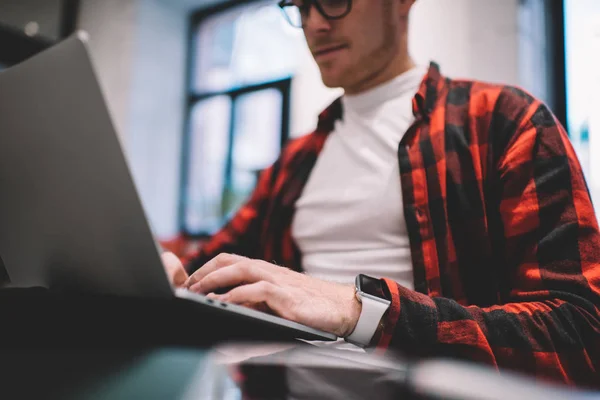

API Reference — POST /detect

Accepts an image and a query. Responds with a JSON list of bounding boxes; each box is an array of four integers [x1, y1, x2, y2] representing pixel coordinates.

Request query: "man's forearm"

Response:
[[376, 279, 600, 388]]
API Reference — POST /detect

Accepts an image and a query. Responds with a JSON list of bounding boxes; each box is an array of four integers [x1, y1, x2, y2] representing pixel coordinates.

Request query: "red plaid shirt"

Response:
[[187, 63, 600, 388]]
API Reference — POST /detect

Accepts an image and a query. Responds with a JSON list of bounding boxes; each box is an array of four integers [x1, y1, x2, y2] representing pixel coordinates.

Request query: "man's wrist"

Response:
[[344, 275, 391, 347], [342, 284, 362, 337]]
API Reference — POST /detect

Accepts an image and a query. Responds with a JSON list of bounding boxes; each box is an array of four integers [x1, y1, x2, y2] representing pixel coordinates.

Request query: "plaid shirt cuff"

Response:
[[375, 278, 439, 355]]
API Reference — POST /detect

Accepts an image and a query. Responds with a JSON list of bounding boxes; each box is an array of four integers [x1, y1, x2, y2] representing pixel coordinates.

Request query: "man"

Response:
[[164, 0, 600, 388]]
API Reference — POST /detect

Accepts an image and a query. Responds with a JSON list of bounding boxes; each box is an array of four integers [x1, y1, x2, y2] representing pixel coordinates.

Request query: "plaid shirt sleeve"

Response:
[[377, 99, 600, 386]]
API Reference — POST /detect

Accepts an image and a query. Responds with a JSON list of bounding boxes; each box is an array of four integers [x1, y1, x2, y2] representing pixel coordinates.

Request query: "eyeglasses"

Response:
[[278, 0, 353, 28]]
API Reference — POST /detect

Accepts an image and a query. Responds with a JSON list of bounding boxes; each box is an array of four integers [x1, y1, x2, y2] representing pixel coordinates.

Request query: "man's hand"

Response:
[[184, 253, 362, 338], [162, 252, 188, 287]]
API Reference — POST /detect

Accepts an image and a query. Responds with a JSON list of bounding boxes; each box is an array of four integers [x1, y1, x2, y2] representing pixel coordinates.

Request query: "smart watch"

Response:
[[345, 274, 391, 347]]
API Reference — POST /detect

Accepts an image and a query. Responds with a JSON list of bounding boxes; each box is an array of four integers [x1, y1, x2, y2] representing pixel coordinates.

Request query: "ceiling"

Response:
[[171, 0, 240, 11]]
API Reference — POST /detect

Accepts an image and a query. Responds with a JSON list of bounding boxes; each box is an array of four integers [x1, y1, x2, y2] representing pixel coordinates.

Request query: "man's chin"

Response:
[[319, 73, 344, 90]]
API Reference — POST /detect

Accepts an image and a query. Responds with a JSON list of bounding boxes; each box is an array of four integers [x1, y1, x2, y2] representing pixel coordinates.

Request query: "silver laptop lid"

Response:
[[0, 32, 173, 298]]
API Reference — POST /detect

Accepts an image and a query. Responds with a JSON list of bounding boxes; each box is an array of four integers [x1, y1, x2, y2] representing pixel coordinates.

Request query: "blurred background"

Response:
[[0, 0, 598, 257]]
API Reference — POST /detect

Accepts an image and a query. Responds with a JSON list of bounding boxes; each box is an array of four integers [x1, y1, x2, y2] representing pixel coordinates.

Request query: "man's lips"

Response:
[[313, 44, 348, 59]]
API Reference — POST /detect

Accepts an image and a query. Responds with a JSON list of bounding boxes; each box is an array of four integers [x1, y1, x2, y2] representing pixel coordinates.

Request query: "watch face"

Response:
[[357, 274, 387, 300]]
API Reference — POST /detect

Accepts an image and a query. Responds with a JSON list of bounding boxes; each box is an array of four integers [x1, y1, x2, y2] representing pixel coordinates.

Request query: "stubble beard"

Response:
[[337, 0, 400, 93]]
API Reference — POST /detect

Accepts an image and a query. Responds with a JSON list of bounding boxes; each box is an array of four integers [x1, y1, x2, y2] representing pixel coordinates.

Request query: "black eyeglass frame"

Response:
[[277, 0, 353, 27]]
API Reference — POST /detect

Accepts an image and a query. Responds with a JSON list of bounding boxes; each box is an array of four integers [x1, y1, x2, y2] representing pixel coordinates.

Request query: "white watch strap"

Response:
[[345, 295, 390, 347]]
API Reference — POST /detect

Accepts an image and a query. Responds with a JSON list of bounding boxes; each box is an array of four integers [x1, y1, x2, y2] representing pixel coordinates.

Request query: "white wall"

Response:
[[77, 0, 138, 145], [127, 0, 188, 238], [77, 0, 189, 238], [410, 0, 520, 85]]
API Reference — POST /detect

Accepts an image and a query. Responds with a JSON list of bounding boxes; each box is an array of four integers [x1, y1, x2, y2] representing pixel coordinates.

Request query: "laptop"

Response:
[[0, 32, 336, 342]]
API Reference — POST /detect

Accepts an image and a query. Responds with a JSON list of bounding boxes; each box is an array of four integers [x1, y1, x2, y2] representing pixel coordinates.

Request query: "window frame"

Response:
[[547, 0, 568, 129], [179, 0, 292, 238]]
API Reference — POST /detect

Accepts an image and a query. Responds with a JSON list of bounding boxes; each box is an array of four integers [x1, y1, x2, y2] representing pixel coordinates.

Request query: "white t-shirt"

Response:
[[292, 66, 427, 289]]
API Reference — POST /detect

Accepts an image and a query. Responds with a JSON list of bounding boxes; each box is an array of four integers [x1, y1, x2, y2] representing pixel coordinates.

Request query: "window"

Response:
[[564, 0, 600, 202], [180, 1, 309, 236]]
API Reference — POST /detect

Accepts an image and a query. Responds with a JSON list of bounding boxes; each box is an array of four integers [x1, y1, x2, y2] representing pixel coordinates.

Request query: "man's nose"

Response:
[[303, 5, 332, 33]]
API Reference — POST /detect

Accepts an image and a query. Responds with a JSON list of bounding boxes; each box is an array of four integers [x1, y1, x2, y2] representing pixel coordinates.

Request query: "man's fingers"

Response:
[[220, 281, 281, 312], [188, 261, 270, 294], [185, 253, 247, 287], [161, 252, 188, 287]]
